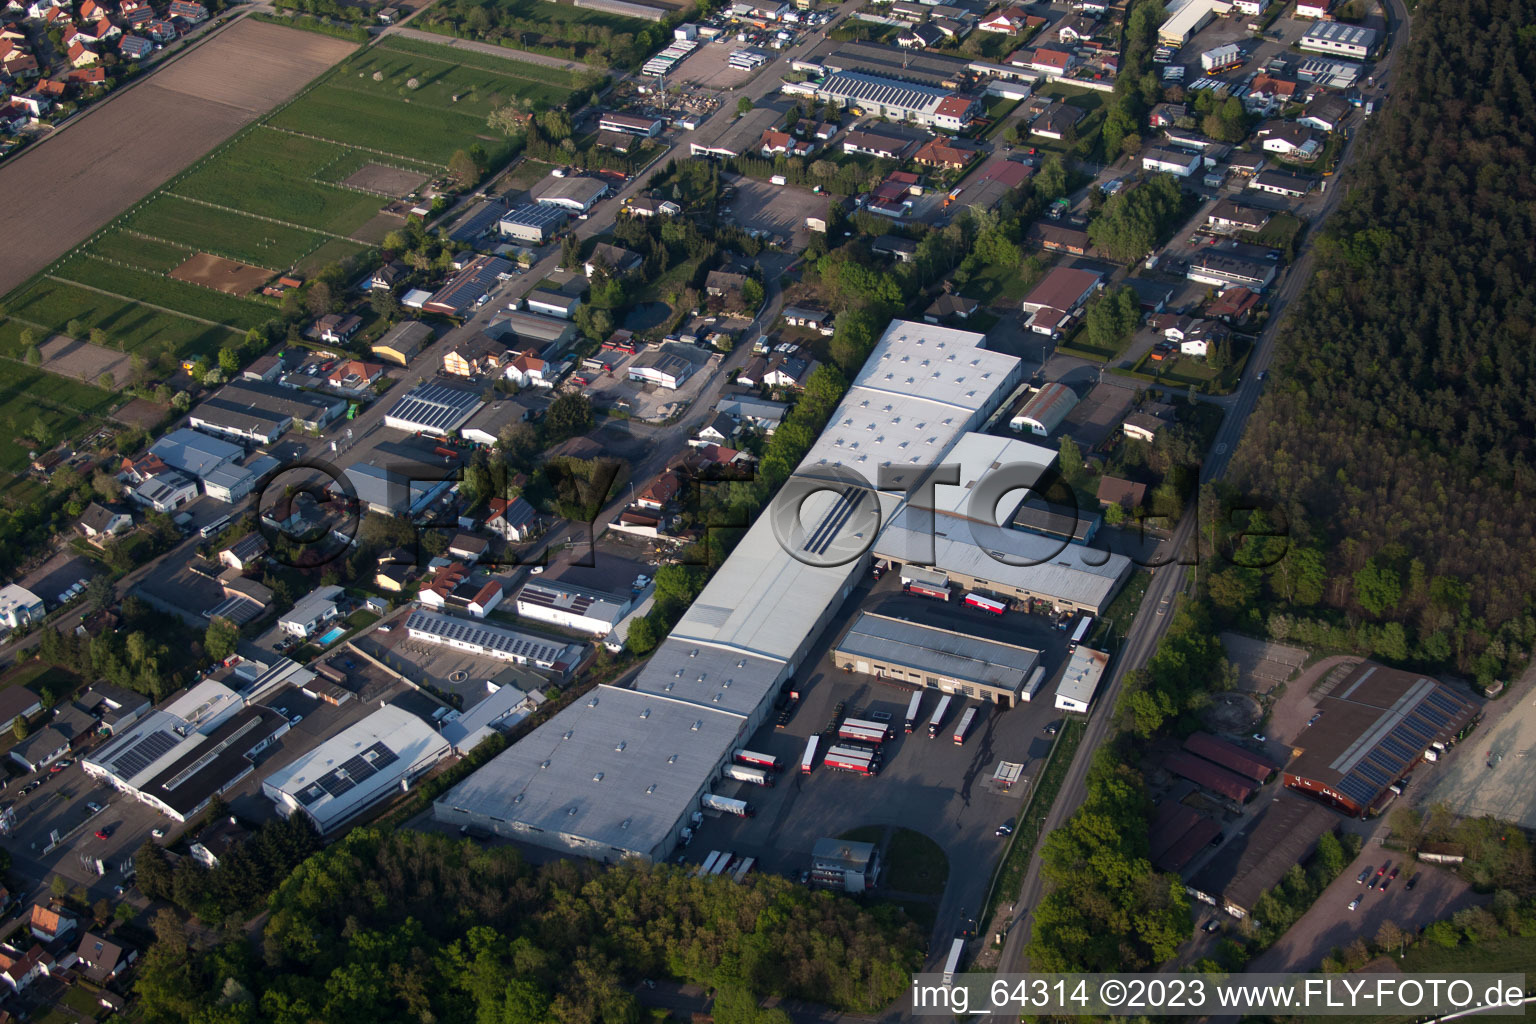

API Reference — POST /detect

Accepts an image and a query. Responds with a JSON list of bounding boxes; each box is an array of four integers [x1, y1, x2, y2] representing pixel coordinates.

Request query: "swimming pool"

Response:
[[316, 625, 347, 645]]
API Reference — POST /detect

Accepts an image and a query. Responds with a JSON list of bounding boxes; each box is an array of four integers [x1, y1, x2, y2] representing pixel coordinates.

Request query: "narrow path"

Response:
[[383, 26, 593, 75]]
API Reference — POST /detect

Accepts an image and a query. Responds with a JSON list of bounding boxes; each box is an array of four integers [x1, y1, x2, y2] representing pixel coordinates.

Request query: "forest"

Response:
[[1227, 0, 1536, 685], [131, 829, 922, 1024]]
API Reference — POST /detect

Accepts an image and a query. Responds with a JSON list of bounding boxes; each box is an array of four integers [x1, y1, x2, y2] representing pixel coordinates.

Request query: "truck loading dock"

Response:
[[832, 612, 1041, 707]]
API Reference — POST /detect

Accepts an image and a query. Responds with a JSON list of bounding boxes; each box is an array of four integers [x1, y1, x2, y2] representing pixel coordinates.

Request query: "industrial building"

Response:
[[811, 837, 880, 892], [1010, 382, 1078, 436], [1020, 266, 1103, 336], [832, 612, 1040, 705], [1188, 793, 1338, 917], [808, 72, 980, 130], [383, 381, 484, 435], [434, 320, 1024, 862], [1163, 750, 1259, 802], [403, 609, 583, 672], [1157, 0, 1226, 46], [689, 106, 783, 158], [598, 111, 664, 136], [1187, 249, 1278, 291], [188, 380, 347, 445], [1183, 731, 1279, 782], [1298, 20, 1379, 58], [515, 580, 633, 638], [262, 706, 450, 833], [149, 427, 241, 478], [794, 39, 973, 90], [372, 321, 433, 367], [629, 346, 697, 389], [422, 256, 514, 317], [1054, 646, 1108, 713], [80, 681, 289, 822], [1248, 169, 1315, 198], [0, 584, 44, 630], [1149, 801, 1223, 873], [1283, 663, 1479, 816], [533, 176, 609, 213], [1142, 147, 1203, 178], [497, 203, 569, 244], [440, 684, 544, 756]]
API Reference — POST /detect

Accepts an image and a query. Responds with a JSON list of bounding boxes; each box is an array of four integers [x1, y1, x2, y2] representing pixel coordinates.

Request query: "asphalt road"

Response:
[[979, 1, 1413, 1012]]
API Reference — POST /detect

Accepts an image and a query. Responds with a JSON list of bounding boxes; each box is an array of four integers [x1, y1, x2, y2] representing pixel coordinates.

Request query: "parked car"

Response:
[[151, 828, 165, 839], [1357, 867, 1372, 883], [995, 823, 1014, 837], [1349, 896, 1362, 911], [1202, 918, 1221, 933], [1404, 873, 1419, 891]]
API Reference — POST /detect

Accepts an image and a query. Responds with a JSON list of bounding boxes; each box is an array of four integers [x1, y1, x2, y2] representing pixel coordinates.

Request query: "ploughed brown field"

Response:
[[0, 19, 355, 297], [170, 252, 272, 295]]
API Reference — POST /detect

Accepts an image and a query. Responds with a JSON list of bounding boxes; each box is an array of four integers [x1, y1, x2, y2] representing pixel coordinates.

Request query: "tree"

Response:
[[370, 287, 400, 320], [1353, 558, 1402, 616], [538, 108, 572, 141], [736, 96, 754, 116], [205, 616, 239, 662], [305, 281, 334, 318], [545, 392, 592, 441], [11, 716, 27, 741], [625, 615, 661, 654], [560, 233, 582, 271], [740, 278, 764, 311], [66, 318, 85, 339], [23, 345, 40, 366], [1083, 286, 1141, 353], [448, 149, 480, 188], [218, 346, 240, 375]]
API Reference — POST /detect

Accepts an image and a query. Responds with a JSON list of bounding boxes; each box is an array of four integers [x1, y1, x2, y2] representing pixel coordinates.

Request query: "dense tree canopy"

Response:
[[1228, 0, 1536, 684]]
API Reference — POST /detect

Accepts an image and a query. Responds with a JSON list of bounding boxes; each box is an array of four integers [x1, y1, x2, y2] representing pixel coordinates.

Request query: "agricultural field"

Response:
[[84, 232, 194, 275], [2, 277, 238, 358], [120, 194, 334, 269], [0, 369, 118, 473]]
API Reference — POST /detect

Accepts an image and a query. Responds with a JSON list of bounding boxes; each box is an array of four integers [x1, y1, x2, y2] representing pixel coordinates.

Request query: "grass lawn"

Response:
[[960, 258, 1044, 306], [828, 20, 902, 43], [1329, 934, 1536, 1024], [343, 43, 579, 117], [381, 35, 596, 90], [270, 87, 516, 167], [346, 609, 380, 629], [173, 151, 389, 236], [295, 238, 371, 276], [1031, 83, 1108, 160], [55, 256, 275, 330], [122, 194, 334, 269], [2, 278, 237, 356], [1245, 210, 1306, 256], [0, 368, 120, 471], [84, 231, 194, 274], [1123, 335, 1249, 394], [502, 158, 560, 192], [888, 897, 938, 934], [1088, 569, 1150, 651], [884, 828, 949, 897]]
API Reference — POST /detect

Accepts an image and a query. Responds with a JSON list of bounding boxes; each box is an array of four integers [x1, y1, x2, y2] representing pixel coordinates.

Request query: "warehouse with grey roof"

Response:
[[833, 612, 1040, 704]]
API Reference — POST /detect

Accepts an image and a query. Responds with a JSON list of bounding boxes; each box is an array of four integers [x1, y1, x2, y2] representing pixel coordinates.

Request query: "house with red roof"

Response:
[[67, 65, 106, 85], [913, 137, 974, 171], [1028, 47, 1078, 75], [67, 39, 97, 66], [758, 129, 813, 157], [933, 93, 981, 131]]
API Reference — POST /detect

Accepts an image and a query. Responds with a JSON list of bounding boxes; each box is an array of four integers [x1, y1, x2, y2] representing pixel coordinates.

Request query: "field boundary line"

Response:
[[262, 122, 446, 170], [75, 252, 286, 300], [42, 275, 244, 334], [159, 193, 358, 243], [93, 233, 282, 277]]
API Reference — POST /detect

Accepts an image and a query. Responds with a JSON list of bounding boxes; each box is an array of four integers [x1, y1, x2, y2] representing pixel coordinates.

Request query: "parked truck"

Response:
[[953, 706, 978, 745], [800, 734, 820, 773], [927, 694, 953, 738], [724, 764, 775, 787], [838, 718, 889, 744], [734, 749, 780, 771], [823, 747, 877, 775], [702, 793, 755, 817], [904, 691, 924, 733]]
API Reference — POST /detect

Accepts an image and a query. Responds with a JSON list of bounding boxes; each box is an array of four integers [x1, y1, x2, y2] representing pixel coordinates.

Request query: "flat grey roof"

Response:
[[435, 685, 742, 857], [149, 428, 241, 477], [630, 639, 786, 718], [836, 612, 1038, 693], [876, 506, 1131, 611]]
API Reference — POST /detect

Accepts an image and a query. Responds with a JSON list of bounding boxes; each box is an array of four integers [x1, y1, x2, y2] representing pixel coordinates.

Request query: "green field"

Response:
[[380, 35, 593, 90], [346, 42, 579, 113], [295, 238, 370, 277], [0, 368, 118, 472], [2, 278, 236, 356], [884, 829, 950, 897], [270, 89, 509, 167], [55, 256, 275, 331], [172, 152, 385, 235], [84, 231, 193, 274], [123, 194, 334, 269]]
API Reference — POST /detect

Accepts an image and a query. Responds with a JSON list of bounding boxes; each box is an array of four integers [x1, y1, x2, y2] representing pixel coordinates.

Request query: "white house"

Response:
[[77, 503, 133, 542], [1142, 147, 1202, 177], [0, 584, 45, 630], [279, 585, 344, 638], [486, 496, 538, 541], [130, 472, 198, 513]]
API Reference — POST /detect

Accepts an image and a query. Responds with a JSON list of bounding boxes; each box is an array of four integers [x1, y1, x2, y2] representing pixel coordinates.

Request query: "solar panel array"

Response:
[[821, 72, 947, 118], [1334, 684, 1472, 809], [296, 741, 401, 806], [405, 610, 564, 667], [518, 583, 596, 615], [385, 383, 482, 432], [110, 729, 179, 779]]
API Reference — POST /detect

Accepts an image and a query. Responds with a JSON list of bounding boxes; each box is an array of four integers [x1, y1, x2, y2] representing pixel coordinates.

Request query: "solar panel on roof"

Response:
[[1416, 702, 1450, 728], [113, 729, 179, 777], [1338, 774, 1377, 805], [1380, 735, 1413, 762], [1426, 690, 1463, 715]]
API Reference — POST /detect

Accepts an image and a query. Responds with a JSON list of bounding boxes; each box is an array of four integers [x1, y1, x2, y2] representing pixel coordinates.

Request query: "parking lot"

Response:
[[579, 343, 720, 423], [1420, 674, 1536, 830], [20, 552, 102, 613], [680, 573, 1081, 944], [723, 176, 828, 251], [670, 38, 761, 91]]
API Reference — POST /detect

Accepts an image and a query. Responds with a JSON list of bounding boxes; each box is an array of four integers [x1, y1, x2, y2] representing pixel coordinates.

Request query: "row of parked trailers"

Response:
[[800, 698, 989, 776], [693, 850, 756, 883], [723, 748, 781, 787]]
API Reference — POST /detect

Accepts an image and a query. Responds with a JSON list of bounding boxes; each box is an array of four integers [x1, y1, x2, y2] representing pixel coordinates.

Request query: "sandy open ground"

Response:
[[343, 163, 429, 197], [38, 334, 132, 385], [0, 19, 356, 297], [170, 252, 272, 295], [1419, 677, 1536, 830]]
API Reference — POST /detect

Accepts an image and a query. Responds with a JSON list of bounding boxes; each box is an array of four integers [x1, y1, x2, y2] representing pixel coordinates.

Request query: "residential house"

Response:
[[735, 355, 768, 388], [326, 359, 384, 393], [77, 502, 131, 542], [485, 496, 538, 542], [1123, 410, 1167, 443], [0, 685, 41, 732], [1031, 101, 1086, 140], [913, 137, 972, 170], [369, 261, 409, 291], [1097, 475, 1146, 511], [420, 562, 503, 618], [695, 412, 739, 445], [147, 17, 176, 40], [10, 726, 69, 771], [1296, 0, 1331, 16], [705, 269, 749, 299], [1206, 286, 1261, 324], [1026, 221, 1096, 257], [121, 0, 154, 24], [278, 584, 344, 638], [977, 5, 1030, 32], [871, 234, 919, 263], [0, 943, 53, 994], [1142, 147, 1202, 177], [1178, 321, 1229, 357], [168, 0, 207, 22], [1028, 47, 1077, 76], [1056, 15, 1097, 42], [1207, 197, 1272, 234], [1020, 266, 1103, 336], [219, 533, 269, 572], [316, 313, 362, 344], [29, 903, 74, 943], [75, 932, 136, 984], [1149, 102, 1187, 127], [584, 242, 642, 279], [758, 128, 814, 155], [762, 354, 814, 389], [1249, 169, 1314, 197], [625, 197, 683, 218], [897, 22, 943, 48], [189, 815, 250, 868], [504, 351, 546, 388], [1258, 121, 1321, 159], [781, 305, 834, 334], [441, 333, 507, 378], [67, 40, 97, 66], [715, 394, 787, 432], [840, 129, 916, 160], [924, 290, 980, 323], [636, 473, 681, 511], [119, 32, 151, 57]]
